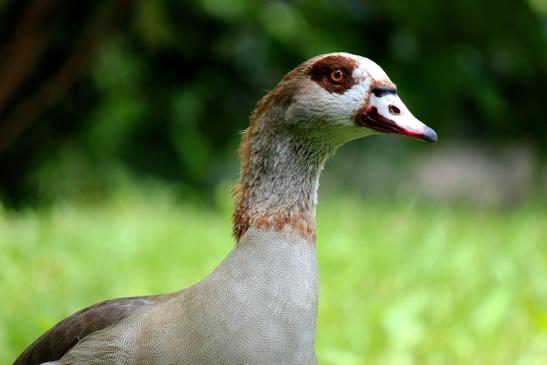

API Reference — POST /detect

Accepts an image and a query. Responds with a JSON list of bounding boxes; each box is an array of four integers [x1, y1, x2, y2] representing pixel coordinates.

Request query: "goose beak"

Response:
[[357, 86, 437, 143]]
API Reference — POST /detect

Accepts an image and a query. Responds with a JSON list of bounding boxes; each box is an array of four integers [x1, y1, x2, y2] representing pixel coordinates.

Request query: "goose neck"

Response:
[[233, 117, 333, 244]]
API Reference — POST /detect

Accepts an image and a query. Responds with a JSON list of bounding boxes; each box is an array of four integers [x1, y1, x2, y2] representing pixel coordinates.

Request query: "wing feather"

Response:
[[13, 295, 160, 365]]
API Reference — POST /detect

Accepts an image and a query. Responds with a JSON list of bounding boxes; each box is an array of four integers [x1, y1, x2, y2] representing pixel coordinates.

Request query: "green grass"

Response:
[[1, 186, 546, 364]]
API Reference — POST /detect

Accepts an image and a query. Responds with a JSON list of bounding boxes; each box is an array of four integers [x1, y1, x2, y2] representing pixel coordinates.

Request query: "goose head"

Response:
[[235, 52, 437, 242], [261, 52, 437, 146]]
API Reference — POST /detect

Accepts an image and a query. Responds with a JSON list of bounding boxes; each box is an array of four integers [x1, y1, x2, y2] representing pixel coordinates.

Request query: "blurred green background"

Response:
[[0, 0, 546, 364]]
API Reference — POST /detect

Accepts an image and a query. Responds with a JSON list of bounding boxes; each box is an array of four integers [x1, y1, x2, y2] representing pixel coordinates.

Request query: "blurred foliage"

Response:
[[2, 3, 546, 362], [0, 0, 546, 204]]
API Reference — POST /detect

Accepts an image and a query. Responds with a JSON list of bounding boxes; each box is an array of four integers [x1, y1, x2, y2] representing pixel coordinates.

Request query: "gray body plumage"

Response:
[[53, 228, 318, 364]]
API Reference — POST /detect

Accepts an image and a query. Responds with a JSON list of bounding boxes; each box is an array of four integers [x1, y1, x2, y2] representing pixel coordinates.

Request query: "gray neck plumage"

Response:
[[233, 105, 335, 244], [204, 94, 333, 362]]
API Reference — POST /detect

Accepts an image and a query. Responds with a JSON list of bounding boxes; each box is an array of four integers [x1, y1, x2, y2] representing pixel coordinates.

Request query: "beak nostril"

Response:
[[388, 105, 400, 115]]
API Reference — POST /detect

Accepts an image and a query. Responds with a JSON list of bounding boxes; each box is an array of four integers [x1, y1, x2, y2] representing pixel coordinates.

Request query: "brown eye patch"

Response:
[[309, 55, 358, 94]]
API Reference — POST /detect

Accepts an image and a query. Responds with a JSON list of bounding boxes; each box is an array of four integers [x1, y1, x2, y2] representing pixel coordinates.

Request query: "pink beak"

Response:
[[357, 86, 437, 143]]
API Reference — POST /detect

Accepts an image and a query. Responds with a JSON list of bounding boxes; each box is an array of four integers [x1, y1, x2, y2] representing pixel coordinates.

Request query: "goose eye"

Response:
[[329, 69, 345, 84]]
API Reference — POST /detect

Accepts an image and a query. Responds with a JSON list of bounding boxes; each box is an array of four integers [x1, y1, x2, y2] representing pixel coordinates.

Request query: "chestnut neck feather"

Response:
[[233, 85, 334, 244]]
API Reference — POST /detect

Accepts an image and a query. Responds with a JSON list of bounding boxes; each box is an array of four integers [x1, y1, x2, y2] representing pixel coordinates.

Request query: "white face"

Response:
[[286, 52, 437, 143]]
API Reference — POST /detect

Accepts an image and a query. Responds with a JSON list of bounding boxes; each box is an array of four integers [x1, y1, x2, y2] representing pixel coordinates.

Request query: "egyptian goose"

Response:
[[15, 52, 437, 365]]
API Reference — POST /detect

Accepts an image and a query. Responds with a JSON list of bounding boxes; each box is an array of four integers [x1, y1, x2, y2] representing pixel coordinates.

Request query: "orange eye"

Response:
[[329, 69, 345, 83]]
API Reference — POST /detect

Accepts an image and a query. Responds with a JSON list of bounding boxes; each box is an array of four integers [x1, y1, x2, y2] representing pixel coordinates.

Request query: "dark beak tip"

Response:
[[421, 126, 438, 143]]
